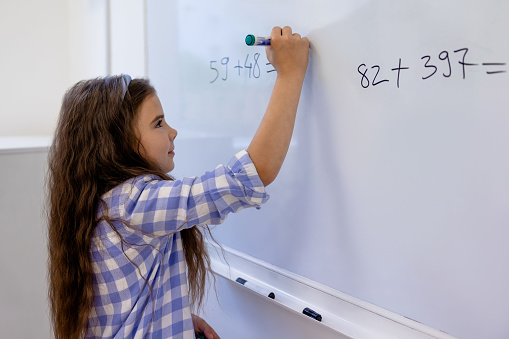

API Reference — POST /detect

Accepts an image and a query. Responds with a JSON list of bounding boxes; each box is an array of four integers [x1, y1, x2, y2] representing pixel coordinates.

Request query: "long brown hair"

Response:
[[47, 76, 211, 338]]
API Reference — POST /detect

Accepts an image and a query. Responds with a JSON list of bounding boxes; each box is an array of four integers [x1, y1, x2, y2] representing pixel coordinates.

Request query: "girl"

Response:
[[47, 26, 309, 338]]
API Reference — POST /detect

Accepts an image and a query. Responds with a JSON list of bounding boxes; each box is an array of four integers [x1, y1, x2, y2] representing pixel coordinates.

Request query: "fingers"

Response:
[[282, 25, 293, 36], [272, 26, 296, 38], [201, 320, 220, 339], [271, 26, 282, 38], [204, 327, 220, 339], [301, 36, 310, 48], [192, 314, 221, 339], [271, 26, 304, 43]]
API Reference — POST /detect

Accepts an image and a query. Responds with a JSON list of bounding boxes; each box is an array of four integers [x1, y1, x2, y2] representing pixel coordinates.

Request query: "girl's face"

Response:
[[135, 94, 178, 173]]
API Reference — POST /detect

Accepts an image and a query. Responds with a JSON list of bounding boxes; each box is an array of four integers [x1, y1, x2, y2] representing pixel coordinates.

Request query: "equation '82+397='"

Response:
[[209, 53, 276, 83], [358, 47, 507, 89]]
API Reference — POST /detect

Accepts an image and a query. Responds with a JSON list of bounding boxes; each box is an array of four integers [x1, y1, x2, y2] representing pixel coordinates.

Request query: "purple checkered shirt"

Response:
[[87, 150, 269, 338]]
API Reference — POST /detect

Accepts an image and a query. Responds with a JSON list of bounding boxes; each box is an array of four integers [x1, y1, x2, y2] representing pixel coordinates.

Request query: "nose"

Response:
[[169, 126, 177, 141]]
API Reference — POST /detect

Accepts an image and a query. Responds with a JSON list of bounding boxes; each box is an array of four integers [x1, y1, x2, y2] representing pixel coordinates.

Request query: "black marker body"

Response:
[[303, 307, 322, 322]]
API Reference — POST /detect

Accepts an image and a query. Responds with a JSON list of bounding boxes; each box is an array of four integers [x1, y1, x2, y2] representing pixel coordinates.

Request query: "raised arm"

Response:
[[246, 26, 310, 186]]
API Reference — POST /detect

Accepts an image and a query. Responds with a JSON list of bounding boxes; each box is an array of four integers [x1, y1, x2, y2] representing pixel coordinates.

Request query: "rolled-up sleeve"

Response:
[[115, 150, 269, 236]]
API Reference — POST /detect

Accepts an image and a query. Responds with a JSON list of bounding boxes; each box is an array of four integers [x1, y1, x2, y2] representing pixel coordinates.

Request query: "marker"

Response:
[[195, 334, 206, 339], [245, 34, 271, 46], [236, 277, 275, 299], [303, 307, 322, 322]]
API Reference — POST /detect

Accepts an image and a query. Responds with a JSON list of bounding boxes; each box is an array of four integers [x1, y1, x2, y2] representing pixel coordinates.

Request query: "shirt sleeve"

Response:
[[118, 150, 269, 236]]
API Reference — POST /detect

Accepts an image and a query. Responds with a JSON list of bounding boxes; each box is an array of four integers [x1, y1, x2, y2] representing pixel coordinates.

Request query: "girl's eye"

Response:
[[156, 119, 163, 128]]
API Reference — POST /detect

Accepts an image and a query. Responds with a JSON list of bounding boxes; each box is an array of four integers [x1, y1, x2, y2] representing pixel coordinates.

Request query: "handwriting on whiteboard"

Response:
[[357, 47, 507, 89], [209, 53, 275, 83]]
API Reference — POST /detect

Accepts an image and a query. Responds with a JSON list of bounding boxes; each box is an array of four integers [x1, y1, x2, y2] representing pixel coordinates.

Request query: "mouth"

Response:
[[168, 150, 175, 155]]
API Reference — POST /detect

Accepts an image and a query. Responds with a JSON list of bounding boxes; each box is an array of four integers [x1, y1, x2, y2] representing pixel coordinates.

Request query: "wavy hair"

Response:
[[47, 76, 212, 338]]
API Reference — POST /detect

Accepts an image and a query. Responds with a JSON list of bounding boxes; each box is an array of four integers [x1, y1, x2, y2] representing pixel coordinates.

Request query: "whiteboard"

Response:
[[147, 1, 509, 338]]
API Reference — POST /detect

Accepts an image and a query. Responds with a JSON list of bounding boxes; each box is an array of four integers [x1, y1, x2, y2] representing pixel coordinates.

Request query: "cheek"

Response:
[[139, 133, 169, 165], [151, 137, 169, 159]]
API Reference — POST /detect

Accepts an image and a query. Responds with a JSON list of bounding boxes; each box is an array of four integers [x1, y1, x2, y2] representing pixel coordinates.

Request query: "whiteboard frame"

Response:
[[208, 241, 458, 339]]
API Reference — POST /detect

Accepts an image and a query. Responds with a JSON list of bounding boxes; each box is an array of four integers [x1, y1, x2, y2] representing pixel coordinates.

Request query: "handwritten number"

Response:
[[253, 53, 261, 78], [421, 55, 437, 80], [221, 57, 229, 81], [439, 51, 451, 77], [209, 61, 219, 83], [358, 64, 370, 88], [244, 54, 253, 78], [371, 65, 389, 86], [454, 48, 478, 79]]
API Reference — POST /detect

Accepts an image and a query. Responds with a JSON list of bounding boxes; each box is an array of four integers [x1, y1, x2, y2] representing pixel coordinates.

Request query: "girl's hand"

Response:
[[192, 314, 220, 339], [265, 26, 309, 80]]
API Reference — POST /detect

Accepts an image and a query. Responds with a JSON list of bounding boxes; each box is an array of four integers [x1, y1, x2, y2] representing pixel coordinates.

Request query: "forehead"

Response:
[[137, 94, 163, 122]]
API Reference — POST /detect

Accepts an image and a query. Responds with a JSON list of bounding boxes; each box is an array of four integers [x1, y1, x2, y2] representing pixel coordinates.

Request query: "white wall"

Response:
[[0, 0, 70, 136], [0, 0, 109, 137], [110, 0, 146, 78], [0, 149, 51, 338], [68, 0, 108, 83]]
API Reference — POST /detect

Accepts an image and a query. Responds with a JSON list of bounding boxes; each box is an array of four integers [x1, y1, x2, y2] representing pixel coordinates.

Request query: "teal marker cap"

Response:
[[245, 34, 256, 46]]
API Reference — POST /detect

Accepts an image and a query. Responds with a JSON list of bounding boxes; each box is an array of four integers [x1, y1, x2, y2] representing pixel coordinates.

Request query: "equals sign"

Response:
[[482, 62, 507, 74]]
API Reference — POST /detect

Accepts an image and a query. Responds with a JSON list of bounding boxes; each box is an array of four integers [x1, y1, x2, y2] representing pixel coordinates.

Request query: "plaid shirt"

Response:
[[87, 150, 269, 338]]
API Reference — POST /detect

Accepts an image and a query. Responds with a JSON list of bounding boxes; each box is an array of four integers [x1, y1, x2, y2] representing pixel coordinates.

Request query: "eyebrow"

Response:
[[150, 114, 164, 124]]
